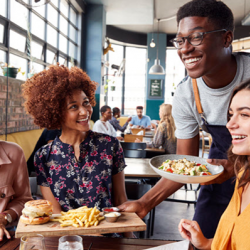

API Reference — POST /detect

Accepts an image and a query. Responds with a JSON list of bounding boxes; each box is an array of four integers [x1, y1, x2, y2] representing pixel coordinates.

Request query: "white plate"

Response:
[[149, 154, 224, 184]]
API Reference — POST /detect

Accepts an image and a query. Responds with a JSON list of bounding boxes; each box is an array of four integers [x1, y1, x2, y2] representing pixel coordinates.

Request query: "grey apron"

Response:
[[191, 79, 235, 238]]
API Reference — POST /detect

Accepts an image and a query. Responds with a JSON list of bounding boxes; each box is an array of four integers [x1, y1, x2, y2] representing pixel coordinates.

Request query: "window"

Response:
[[165, 48, 185, 102], [31, 13, 45, 40], [10, 30, 26, 52], [106, 44, 147, 116]]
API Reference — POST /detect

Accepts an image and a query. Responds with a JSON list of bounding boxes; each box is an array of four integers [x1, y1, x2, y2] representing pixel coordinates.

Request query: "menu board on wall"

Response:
[[149, 79, 163, 98]]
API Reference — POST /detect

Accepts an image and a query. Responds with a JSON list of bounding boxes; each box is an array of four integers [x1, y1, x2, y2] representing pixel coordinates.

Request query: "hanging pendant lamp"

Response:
[[16, 0, 51, 8], [149, 19, 165, 75]]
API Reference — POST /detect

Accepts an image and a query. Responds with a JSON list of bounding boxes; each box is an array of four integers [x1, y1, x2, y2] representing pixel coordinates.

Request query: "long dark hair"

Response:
[[227, 79, 250, 188]]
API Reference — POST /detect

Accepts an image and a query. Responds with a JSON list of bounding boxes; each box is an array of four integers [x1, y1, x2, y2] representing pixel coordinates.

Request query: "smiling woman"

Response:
[[21, 65, 131, 238]]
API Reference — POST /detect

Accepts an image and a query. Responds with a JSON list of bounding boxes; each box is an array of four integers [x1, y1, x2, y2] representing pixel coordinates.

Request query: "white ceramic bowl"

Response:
[[149, 154, 224, 184]]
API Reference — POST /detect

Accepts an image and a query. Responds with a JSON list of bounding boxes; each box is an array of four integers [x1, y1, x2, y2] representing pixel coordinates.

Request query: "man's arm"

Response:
[[119, 134, 200, 218]]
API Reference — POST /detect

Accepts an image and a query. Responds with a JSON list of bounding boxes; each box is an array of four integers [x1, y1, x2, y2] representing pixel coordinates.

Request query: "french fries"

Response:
[[50, 206, 105, 228]]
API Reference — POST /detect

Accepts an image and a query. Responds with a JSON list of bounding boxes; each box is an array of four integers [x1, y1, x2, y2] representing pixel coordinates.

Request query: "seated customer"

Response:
[[0, 141, 33, 241], [179, 80, 250, 249], [109, 107, 131, 132], [135, 104, 176, 154], [129, 106, 151, 129], [27, 129, 61, 175], [22, 65, 128, 218], [93, 105, 122, 140]]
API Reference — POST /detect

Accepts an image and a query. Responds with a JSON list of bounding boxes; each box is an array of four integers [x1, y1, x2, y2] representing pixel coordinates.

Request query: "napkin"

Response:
[[145, 240, 190, 250], [136, 131, 144, 135]]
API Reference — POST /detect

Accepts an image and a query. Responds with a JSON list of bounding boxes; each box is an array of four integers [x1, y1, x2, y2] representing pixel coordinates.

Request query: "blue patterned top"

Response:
[[34, 131, 126, 211]]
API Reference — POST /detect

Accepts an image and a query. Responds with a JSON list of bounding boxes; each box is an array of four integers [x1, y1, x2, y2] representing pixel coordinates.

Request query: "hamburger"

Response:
[[20, 200, 53, 225]]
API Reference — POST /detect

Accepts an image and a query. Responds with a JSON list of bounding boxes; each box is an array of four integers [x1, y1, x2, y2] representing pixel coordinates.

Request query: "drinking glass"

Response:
[[58, 235, 83, 250], [19, 234, 46, 250]]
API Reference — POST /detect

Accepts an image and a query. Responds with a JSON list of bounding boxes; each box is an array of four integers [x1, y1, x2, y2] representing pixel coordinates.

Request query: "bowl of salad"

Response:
[[149, 154, 224, 184]]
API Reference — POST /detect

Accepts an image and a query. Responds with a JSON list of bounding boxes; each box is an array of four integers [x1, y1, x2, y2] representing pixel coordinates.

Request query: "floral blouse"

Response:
[[34, 131, 126, 211]]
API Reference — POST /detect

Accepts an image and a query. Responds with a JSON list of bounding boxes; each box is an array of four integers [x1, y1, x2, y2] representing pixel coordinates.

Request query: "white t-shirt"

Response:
[[92, 120, 117, 137], [172, 52, 250, 139]]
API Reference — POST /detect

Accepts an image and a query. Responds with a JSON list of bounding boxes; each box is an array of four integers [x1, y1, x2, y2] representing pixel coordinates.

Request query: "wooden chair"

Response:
[[131, 128, 146, 136], [120, 141, 146, 158], [124, 134, 143, 143]]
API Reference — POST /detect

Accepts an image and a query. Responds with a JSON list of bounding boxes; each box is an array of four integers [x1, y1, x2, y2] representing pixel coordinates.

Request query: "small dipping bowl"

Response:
[[104, 212, 121, 223], [102, 207, 120, 214]]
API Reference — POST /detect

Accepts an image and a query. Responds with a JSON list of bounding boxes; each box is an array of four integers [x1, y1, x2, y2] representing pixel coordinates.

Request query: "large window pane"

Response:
[[46, 50, 56, 64], [48, 4, 58, 27], [33, 4, 45, 17], [69, 25, 76, 42], [32, 62, 44, 74], [50, 0, 58, 7], [59, 34, 67, 54], [69, 42, 75, 59], [165, 49, 185, 103], [9, 54, 26, 80], [0, 24, 4, 44], [70, 8, 77, 26], [31, 41, 43, 60], [58, 56, 66, 65], [0, 0, 6, 17], [31, 13, 45, 40], [60, 0, 69, 18], [10, 30, 26, 52], [10, 0, 28, 29], [47, 25, 58, 48], [124, 47, 147, 115], [60, 15, 68, 36]]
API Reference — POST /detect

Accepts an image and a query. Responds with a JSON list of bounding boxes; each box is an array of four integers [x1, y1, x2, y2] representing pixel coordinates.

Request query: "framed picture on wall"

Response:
[[148, 79, 164, 99]]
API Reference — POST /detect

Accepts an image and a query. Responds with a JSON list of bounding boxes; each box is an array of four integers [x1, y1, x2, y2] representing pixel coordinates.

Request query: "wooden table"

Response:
[[1, 233, 175, 250], [124, 158, 160, 178]]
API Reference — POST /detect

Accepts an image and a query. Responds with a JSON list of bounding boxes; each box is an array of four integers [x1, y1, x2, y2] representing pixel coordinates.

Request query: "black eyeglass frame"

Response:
[[170, 29, 227, 49]]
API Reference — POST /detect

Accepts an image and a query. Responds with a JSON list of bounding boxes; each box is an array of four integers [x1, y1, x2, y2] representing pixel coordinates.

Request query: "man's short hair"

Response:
[[177, 0, 234, 32], [136, 106, 143, 110]]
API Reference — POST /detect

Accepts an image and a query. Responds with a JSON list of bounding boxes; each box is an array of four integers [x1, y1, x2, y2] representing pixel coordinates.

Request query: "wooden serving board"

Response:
[[15, 212, 146, 238]]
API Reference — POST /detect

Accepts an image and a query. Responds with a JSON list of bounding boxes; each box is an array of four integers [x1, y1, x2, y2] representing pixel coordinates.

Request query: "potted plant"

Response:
[[106, 79, 116, 91], [0, 62, 25, 78]]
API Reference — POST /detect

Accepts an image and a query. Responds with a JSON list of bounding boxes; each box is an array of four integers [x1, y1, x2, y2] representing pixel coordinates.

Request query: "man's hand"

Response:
[[117, 200, 148, 219], [201, 159, 235, 185]]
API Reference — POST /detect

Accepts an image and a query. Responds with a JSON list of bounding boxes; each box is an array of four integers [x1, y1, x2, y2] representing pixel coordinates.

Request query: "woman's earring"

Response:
[[115, 115, 118, 118]]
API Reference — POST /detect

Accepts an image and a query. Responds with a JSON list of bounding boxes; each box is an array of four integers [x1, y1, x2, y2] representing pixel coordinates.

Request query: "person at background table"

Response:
[[129, 106, 151, 129], [22, 65, 128, 217], [179, 79, 250, 250], [0, 141, 32, 241], [135, 104, 176, 154], [119, 0, 250, 238], [109, 107, 132, 132], [93, 105, 123, 140]]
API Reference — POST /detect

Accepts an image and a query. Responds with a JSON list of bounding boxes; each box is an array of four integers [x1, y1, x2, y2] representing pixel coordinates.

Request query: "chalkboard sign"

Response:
[[149, 79, 163, 98]]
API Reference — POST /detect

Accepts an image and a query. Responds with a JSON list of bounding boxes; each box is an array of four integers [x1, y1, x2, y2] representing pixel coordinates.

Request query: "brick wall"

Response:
[[0, 76, 39, 135]]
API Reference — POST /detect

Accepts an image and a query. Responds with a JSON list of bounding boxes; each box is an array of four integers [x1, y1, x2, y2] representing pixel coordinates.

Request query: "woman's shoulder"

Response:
[[0, 141, 25, 156]]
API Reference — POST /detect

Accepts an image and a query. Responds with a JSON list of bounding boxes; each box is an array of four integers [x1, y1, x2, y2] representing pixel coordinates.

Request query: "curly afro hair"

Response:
[[177, 0, 234, 32], [23, 64, 97, 129]]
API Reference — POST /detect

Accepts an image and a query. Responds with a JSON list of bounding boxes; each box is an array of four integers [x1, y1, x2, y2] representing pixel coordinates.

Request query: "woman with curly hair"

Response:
[[135, 104, 176, 154], [179, 79, 250, 249], [22, 65, 128, 215]]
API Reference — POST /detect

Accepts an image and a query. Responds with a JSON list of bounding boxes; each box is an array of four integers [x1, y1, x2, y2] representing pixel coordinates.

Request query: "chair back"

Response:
[[125, 183, 151, 200], [120, 141, 146, 158], [124, 134, 143, 142], [131, 128, 145, 136]]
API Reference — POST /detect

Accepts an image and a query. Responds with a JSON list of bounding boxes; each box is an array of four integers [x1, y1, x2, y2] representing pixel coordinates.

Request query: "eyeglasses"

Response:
[[170, 29, 227, 49]]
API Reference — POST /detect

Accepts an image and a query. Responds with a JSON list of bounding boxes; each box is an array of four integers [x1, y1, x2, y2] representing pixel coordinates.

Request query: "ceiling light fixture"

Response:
[[150, 21, 156, 48], [149, 19, 165, 75], [15, 0, 51, 8]]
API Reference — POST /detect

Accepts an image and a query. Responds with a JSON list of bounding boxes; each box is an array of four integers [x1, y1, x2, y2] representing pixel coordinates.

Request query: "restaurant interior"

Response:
[[1, 0, 250, 249]]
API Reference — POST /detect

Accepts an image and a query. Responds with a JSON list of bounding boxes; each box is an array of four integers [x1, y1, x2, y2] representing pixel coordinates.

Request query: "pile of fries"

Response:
[[50, 206, 104, 228]]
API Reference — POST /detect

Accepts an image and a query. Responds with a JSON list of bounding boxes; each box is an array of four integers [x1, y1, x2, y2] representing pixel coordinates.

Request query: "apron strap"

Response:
[[192, 78, 203, 114]]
